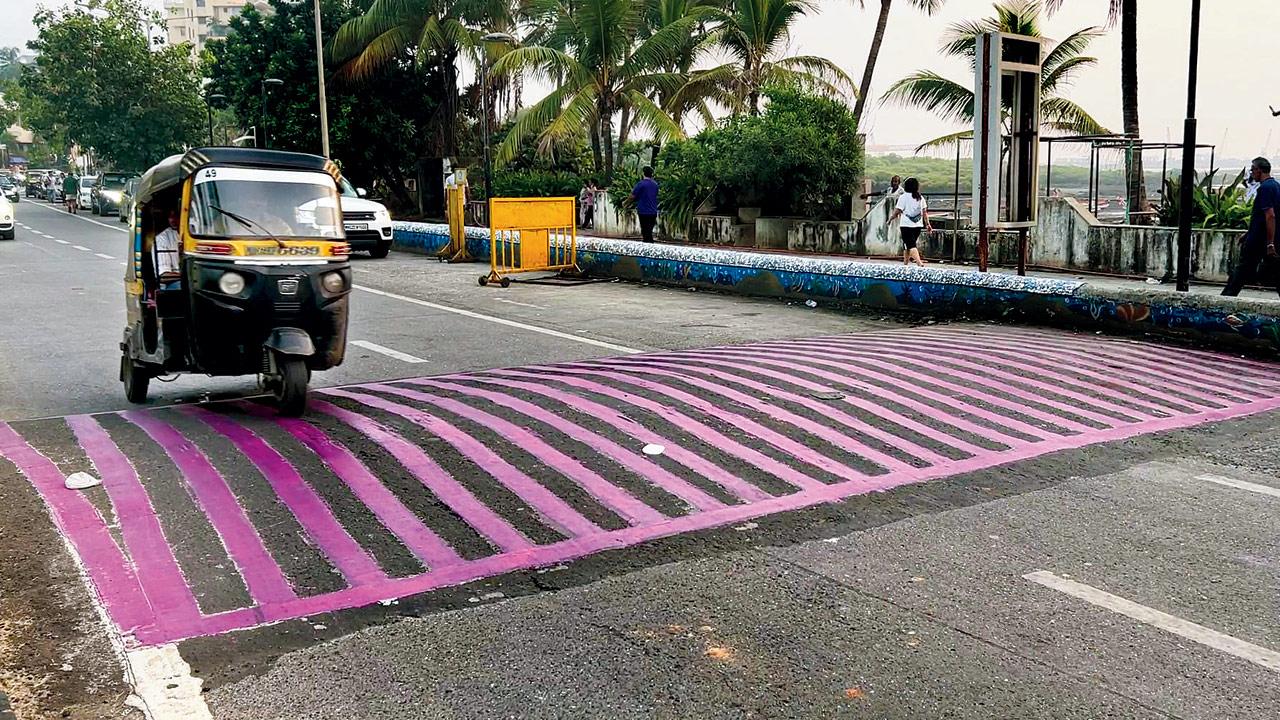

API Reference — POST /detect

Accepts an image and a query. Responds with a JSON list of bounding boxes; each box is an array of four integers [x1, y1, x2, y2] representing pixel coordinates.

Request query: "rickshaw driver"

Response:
[[155, 209, 182, 287]]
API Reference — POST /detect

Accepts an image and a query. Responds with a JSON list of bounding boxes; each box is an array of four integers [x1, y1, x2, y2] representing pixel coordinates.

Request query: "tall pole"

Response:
[[206, 104, 214, 146], [313, 0, 330, 157], [482, 59, 493, 202], [1175, 0, 1202, 292], [260, 82, 268, 149]]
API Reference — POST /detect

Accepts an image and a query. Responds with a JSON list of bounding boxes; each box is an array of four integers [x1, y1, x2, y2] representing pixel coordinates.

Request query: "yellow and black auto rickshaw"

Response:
[[121, 148, 352, 415]]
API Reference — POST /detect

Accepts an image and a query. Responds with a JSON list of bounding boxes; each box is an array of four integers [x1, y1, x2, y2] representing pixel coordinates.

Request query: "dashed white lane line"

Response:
[[55, 239, 69, 245], [1024, 571, 1280, 673], [350, 340, 429, 364], [73, 245, 92, 252], [1196, 474, 1280, 499], [95, 253, 115, 260], [353, 285, 642, 354]]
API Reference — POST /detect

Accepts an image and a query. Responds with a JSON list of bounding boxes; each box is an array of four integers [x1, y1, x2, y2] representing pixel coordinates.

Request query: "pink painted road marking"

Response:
[[237, 403, 464, 571], [323, 389, 601, 539], [0, 422, 152, 636], [310, 399, 532, 554], [919, 326, 1247, 408], [630, 353, 997, 456], [542, 366, 882, 483], [896, 329, 1216, 413], [442, 376, 775, 503], [121, 411, 297, 606], [792, 338, 1130, 428], [365, 385, 682, 523], [486, 369, 829, 492], [691, 346, 1052, 444], [821, 335, 1155, 423], [602, 356, 976, 463], [378, 383, 725, 513], [758, 340, 1099, 435], [65, 415, 202, 635], [185, 407, 388, 586]]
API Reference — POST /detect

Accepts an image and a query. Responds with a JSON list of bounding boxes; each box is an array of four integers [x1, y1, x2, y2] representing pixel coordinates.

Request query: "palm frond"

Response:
[[495, 82, 590, 166], [1041, 26, 1102, 76], [1041, 55, 1097, 94], [772, 55, 857, 97], [622, 89, 686, 145], [882, 70, 974, 124], [1040, 96, 1109, 135], [491, 45, 591, 86], [913, 129, 975, 154], [332, 24, 418, 82]]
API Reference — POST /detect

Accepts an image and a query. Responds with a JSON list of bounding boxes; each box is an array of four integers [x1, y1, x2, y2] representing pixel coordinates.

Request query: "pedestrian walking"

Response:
[[62, 172, 79, 213], [631, 166, 659, 243], [579, 179, 597, 230], [1223, 157, 1280, 297], [886, 177, 931, 267]]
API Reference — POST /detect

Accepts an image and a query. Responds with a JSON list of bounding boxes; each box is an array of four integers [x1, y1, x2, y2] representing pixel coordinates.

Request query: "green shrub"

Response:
[[1156, 169, 1252, 230], [491, 169, 585, 199]]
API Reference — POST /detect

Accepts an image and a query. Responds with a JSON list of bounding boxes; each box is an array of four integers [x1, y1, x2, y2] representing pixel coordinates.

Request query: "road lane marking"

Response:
[[353, 284, 642, 354], [1196, 474, 1280, 499], [350, 340, 429, 363], [73, 245, 92, 252], [55, 239, 69, 245], [23, 198, 128, 233], [95, 253, 115, 260], [1024, 570, 1280, 673], [124, 645, 214, 719], [493, 297, 547, 309]]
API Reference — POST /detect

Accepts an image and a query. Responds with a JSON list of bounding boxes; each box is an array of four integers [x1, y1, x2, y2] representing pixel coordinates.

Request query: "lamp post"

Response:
[[480, 32, 516, 201], [1175, 0, 1202, 292], [312, 0, 330, 157], [260, 78, 284, 149], [205, 93, 227, 146]]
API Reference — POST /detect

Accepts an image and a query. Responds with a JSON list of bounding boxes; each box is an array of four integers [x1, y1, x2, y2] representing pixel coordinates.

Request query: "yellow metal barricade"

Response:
[[438, 172, 471, 262], [481, 197, 577, 287]]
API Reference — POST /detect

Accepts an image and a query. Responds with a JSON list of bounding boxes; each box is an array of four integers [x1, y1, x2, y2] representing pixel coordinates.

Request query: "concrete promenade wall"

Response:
[[393, 221, 1280, 353]]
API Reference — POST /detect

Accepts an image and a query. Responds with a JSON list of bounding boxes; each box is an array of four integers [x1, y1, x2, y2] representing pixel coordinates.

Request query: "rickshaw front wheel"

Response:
[[274, 357, 309, 417], [122, 356, 150, 404]]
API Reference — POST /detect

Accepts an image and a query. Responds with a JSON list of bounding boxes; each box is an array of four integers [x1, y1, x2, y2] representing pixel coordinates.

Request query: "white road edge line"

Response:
[[24, 199, 129, 233], [1197, 474, 1280, 499], [351, 340, 429, 364], [353, 284, 642, 354], [493, 297, 547, 310], [95, 253, 116, 260], [1024, 570, 1280, 673]]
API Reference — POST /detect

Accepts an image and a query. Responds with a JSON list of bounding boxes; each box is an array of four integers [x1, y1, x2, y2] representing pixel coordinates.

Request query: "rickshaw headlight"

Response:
[[321, 271, 345, 294], [218, 271, 246, 295]]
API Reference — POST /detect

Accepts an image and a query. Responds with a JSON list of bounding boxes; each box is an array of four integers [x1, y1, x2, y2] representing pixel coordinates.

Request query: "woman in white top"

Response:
[[886, 177, 931, 267]]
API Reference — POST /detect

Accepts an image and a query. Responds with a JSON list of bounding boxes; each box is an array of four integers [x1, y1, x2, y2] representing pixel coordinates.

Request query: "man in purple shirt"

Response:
[[630, 166, 659, 243]]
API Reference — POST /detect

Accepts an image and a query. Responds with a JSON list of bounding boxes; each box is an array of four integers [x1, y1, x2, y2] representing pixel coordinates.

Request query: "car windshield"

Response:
[[102, 175, 130, 189], [187, 167, 343, 240], [339, 178, 360, 198], [80, 178, 97, 188]]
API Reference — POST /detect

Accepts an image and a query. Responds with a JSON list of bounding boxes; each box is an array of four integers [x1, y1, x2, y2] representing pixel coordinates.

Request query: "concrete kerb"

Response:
[[394, 221, 1280, 353]]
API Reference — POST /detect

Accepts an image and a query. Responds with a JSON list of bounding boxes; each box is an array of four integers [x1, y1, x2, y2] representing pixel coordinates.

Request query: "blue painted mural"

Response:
[[392, 222, 1280, 351]]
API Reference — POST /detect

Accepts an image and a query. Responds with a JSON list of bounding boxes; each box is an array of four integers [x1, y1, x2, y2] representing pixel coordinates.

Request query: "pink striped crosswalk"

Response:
[[2, 325, 1277, 646]]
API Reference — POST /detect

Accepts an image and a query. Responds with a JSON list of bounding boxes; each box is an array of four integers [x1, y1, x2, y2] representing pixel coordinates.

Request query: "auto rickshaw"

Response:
[[120, 148, 351, 415]]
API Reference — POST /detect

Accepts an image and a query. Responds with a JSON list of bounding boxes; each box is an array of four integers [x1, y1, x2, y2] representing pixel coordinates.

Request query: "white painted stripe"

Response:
[[23, 198, 128, 233], [353, 284, 642, 354], [351, 340, 429, 364], [73, 245, 92, 252], [493, 297, 547, 309], [95, 253, 115, 260], [1197, 474, 1280, 499], [1024, 571, 1280, 673], [55, 239, 70, 245], [124, 645, 214, 719]]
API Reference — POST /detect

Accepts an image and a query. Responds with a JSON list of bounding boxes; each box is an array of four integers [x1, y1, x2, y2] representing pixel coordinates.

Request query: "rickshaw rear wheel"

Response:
[[122, 356, 150, 404], [274, 357, 309, 416]]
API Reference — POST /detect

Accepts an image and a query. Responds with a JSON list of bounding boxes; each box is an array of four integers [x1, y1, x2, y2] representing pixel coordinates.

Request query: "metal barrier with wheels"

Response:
[[480, 197, 577, 287]]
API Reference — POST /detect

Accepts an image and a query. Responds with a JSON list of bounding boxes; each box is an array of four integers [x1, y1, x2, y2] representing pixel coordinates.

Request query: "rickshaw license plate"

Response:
[[247, 246, 320, 256], [344, 223, 368, 231]]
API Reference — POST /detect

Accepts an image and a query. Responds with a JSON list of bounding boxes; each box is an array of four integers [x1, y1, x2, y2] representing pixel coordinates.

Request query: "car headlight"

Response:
[[218, 271, 246, 295], [321, 271, 345, 294], [103, 191, 121, 201], [374, 208, 390, 221]]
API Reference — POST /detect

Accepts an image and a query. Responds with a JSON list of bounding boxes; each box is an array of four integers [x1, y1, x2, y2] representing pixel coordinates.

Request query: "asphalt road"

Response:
[[2, 196, 1280, 720]]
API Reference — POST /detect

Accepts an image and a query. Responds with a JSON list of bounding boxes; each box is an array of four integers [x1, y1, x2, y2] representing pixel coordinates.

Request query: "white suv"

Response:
[[339, 178, 393, 258]]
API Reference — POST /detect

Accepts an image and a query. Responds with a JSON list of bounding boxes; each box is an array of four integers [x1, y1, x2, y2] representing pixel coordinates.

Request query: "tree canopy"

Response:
[[21, 0, 204, 170]]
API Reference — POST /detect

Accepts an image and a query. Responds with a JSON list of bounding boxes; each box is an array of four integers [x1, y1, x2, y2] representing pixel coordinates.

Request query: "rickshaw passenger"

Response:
[[155, 210, 182, 287]]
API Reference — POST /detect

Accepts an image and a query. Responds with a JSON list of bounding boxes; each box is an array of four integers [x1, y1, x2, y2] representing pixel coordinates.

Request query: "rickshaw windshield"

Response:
[[187, 166, 343, 240]]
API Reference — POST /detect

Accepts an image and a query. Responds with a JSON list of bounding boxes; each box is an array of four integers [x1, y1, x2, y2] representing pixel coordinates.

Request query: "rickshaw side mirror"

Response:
[[356, 187, 368, 198]]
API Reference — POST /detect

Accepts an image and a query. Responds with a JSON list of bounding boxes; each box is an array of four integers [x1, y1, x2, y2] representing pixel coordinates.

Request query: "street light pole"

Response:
[[205, 93, 227, 146], [312, 0, 330, 157], [260, 78, 284, 149], [479, 33, 516, 202], [1175, 0, 1202, 292]]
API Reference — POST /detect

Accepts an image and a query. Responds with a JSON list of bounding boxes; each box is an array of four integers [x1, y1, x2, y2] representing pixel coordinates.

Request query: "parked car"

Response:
[[0, 177, 19, 204], [118, 177, 139, 223], [338, 178, 394, 258], [91, 172, 135, 216], [0, 196, 14, 240], [77, 176, 96, 210]]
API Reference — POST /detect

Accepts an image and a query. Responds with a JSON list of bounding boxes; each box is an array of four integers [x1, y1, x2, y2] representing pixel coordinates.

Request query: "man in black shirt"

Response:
[[1223, 157, 1280, 297]]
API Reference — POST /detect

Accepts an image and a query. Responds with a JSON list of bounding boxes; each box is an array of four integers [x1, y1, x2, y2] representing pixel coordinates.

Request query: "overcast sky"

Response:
[[5, 0, 1274, 162]]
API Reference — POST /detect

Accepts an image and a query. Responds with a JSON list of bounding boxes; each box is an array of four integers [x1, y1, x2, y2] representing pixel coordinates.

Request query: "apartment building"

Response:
[[164, 0, 271, 52]]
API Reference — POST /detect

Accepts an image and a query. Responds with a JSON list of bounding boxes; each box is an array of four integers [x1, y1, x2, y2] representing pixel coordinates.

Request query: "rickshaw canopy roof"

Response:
[[135, 148, 342, 206]]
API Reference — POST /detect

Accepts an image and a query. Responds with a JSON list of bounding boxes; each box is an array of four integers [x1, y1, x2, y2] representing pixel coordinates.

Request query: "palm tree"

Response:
[[1048, 0, 1145, 214], [491, 0, 710, 181], [710, 0, 855, 115], [850, 0, 945, 131], [329, 0, 511, 156], [882, 0, 1107, 151], [647, 0, 737, 130]]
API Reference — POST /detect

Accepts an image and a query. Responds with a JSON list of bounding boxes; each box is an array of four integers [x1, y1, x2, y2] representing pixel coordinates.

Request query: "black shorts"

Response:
[[900, 226, 922, 249]]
